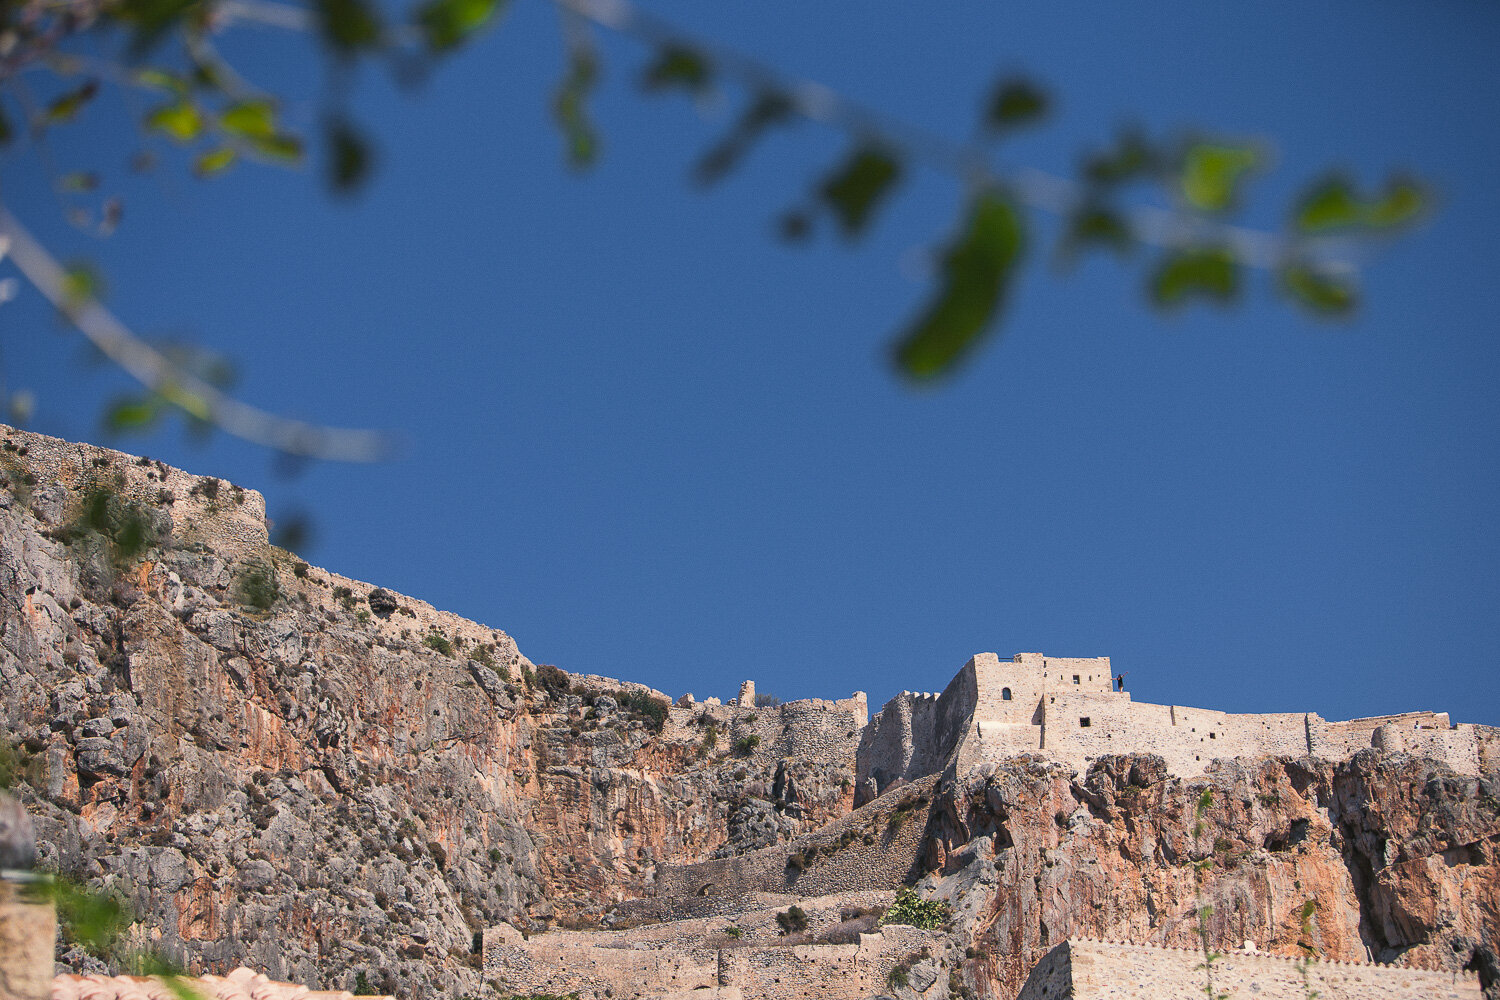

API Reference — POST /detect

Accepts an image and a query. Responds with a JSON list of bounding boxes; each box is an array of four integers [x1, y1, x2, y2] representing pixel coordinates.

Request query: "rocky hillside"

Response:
[[1, 424, 1496, 1000]]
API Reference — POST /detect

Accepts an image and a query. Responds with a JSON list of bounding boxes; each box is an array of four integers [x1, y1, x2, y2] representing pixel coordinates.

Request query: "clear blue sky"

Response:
[[4, 2, 1498, 724]]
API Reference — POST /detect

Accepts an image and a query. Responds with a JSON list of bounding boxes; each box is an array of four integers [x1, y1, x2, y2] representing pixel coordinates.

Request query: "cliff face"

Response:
[[1, 424, 1496, 1000], [0, 427, 856, 997], [926, 752, 1500, 999]]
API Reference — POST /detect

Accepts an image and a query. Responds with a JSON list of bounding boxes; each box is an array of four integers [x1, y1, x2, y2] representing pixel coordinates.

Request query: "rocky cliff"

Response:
[[1, 424, 1496, 1000]]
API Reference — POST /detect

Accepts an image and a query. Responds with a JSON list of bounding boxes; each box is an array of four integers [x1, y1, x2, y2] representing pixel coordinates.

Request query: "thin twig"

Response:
[[0, 205, 400, 461]]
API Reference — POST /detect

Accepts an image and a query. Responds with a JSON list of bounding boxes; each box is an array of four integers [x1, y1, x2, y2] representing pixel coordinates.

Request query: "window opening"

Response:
[[1002, 688, 1012, 701], [1080, 717, 1091, 728], [1072, 675, 1080, 685]]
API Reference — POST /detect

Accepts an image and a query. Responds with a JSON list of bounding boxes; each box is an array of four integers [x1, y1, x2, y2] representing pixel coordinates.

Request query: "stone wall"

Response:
[[1016, 938, 1482, 1000], [483, 895, 938, 1000]]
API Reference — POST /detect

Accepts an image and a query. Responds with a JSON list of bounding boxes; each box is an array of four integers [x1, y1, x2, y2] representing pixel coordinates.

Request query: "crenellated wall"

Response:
[[866, 652, 1493, 785]]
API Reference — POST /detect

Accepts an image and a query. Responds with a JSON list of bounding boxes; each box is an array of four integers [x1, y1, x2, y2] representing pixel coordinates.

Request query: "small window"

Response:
[[1072, 675, 1080, 685], [1209, 732, 1216, 739], [1080, 717, 1091, 728], [1001, 687, 1012, 701]]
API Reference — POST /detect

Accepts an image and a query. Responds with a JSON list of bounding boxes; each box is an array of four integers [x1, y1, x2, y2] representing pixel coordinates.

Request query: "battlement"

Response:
[[857, 653, 1495, 798], [1018, 937, 1481, 999]]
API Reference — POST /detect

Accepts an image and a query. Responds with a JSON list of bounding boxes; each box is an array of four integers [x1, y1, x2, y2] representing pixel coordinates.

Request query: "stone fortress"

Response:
[[483, 652, 1495, 1000], [857, 651, 1496, 801]]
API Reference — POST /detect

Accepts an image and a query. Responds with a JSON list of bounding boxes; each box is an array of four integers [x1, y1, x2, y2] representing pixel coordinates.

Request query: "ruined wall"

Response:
[[1016, 938, 1482, 1000]]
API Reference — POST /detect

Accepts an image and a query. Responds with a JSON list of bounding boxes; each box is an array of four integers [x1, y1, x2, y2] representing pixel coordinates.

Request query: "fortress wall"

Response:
[[654, 778, 937, 909], [1019, 938, 1482, 1000], [761, 698, 865, 767], [717, 925, 933, 1000], [857, 666, 976, 795], [1472, 725, 1500, 773], [1310, 712, 1448, 761]]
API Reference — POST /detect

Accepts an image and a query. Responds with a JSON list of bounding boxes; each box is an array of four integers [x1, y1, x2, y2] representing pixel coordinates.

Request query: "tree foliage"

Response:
[[0, 0, 1431, 461]]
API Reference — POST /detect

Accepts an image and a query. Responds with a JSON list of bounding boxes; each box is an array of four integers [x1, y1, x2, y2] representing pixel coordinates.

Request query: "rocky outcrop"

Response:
[[1, 423, 1496, 1000], [0, 426, 860, 997], [923, 752, 1500, 999]]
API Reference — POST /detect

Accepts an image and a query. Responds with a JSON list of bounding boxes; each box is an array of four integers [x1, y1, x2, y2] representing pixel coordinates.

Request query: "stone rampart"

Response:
[[1017, 937, 1482, 1000], [483, 896, 937, 1000]]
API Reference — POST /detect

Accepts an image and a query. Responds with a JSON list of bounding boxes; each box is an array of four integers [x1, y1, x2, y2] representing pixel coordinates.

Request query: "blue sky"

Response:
[[4, 1, 1498, 724]]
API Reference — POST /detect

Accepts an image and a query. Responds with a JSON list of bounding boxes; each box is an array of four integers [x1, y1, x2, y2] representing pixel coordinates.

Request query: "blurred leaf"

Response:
[[193, 146, 237, 177], [61, 262, 104, 309], [893, 191, 1025, 379], [326, 118, 373, 192], [1366, 177, 1426, 228], [114, 0, 202, 55], [416, 0, 505, 52], [1083, 129, 1157, 186], [819, 146, 900, 238], [246, 132, 304, 162], [1281, 264, 1357, 316], [1059, 204, 1132, 259], [270, 511, 313, 552], [317, 0, 382, 52], [985, 78, 1048, 133], [105, 396, 163, 431], [134, 68, 186, 94], [100, 198, 124, 235], [219, 100, 276, 140], [33, 878, 129, 954], [694, 91, 794, 186], [58, 172, 101, 192], [47, 80, 99, 123], [1179, 141, 1258, 212], [145, 101, 203, 142], [1294, 174, 1428, 234], [641, 45, 711, 95], [1149, 246, 1239, 308], [0, 102, 11, 144], [778, 209, 812, 243], [552, 45, 599, 169]]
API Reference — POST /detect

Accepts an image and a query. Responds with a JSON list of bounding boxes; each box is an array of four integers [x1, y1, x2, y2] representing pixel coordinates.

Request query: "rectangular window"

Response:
[[1073, 675, 1080, 685], [1080, 717, 1091, 727]]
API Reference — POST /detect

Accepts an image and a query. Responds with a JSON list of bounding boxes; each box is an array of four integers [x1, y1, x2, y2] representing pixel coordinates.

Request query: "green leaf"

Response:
[[193, 147, 237, 177], [105, 396, 163, 431], [416, 0, 504, 51], [1060, 204, 1132, 259], [247, 132, 304, 162], [819, 146, 901, 238], [61, 262, 104, 309], [1179, 142, 1259, 212], [326, 118, 373, 192], [1294, 174, 1428, 234], [641, 45, 711, 95], [552, 46, 600, 169], [1150, 246, 1239, 308], [134, 68, 187, 94], [36, 878, 129, 954], [1365, 177, 1426, 229], [694, 91, 795, 186], [47, 80, 99, 123], [1084, 130, 1158, 186], [985, 79, 1048, 133], [219, 100, 276, 140], [317, 0, 382, 52], [145, 101, 203, 143], [0, 102, 11, 145], [893, 192, 1025, 380], [1281, 264, 1357, 317], [114, 0, 201, 55]]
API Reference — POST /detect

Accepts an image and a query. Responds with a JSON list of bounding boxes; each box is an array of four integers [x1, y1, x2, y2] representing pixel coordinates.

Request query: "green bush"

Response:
[[56, 478, 164, 568], [536, 663, 571, 694], [236, 561, 280, 611], [774, 905, 807, 935], [734, 734, 761, 755], [880, 887, 949, 931], [723, 926, 743, 939], [423, 632, 454, 657], [617, 690, 667, 733]]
